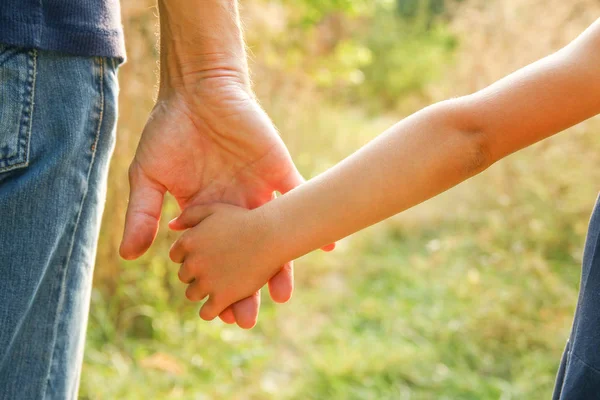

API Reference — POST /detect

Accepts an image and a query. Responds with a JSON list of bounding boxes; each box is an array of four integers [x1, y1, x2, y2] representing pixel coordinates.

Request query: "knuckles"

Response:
[[177, 267, 189, 284], [172, 233, 195, 259], [168, 242, 181, 263], [177, 234, 191, 252], [185, 280, 209, 302]]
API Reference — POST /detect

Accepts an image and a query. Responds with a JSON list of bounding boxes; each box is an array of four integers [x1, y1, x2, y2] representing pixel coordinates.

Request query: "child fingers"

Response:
[[185, 279, 209, 302], [199, 296, 224, 321], [168, 204, 217, 231], [169, 238, 185, 264], [177, 262, 195, 284], [169, 231, 195, 264]]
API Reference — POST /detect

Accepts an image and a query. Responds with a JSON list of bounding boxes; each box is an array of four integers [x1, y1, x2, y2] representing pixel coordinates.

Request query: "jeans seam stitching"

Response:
[[40, 57, 105, 400], [0, 48, 37, 173]]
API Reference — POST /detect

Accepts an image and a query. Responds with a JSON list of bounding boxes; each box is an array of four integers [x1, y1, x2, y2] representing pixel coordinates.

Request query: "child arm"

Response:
[[263, 19, 600, 261], [170, 19, 600, 321]]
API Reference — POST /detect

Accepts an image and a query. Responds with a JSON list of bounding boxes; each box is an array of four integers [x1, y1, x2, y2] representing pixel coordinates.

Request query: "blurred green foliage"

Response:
[[353, 7, 457, 110], [257, 0, 457, 111], [280, 0, 371, 24]]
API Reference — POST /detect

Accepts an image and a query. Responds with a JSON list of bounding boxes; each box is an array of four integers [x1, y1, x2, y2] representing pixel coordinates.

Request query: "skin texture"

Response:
[[120, 0, 335, 328], [169, 19, 600, 321]]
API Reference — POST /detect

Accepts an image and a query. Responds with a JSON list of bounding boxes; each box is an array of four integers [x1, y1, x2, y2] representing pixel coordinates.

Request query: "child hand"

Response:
[[168, 203, 283, 322]]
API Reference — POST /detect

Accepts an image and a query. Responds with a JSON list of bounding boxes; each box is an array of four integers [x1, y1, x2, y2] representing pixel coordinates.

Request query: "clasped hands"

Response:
[[119, 75, 332, 328]]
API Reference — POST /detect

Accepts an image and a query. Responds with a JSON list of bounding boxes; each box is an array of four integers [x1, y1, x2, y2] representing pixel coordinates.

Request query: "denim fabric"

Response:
[[554, 194, 600, 399], [0, 44, 118, 399]]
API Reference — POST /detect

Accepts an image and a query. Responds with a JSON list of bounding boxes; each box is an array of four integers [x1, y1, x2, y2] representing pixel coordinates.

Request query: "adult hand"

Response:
[[119, 74, 321, 328], [120, 0, 334, 328]]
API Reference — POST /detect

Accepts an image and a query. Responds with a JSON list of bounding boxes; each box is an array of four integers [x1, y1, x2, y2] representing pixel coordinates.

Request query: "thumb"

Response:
[[119, 164, 166, 260]]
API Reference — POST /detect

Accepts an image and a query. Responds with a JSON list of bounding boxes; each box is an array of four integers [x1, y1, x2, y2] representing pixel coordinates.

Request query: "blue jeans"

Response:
[[553, 194, 600, 399], [0, 44, 118, 399]]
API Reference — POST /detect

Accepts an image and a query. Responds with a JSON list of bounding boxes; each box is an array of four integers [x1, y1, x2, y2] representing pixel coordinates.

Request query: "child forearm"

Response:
[[262, 20, 600, 264], [262, 98, 487, 262]]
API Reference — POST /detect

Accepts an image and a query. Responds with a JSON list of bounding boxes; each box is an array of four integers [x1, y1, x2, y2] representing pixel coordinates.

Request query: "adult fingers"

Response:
[[119, 164, 166, 260], [276, 167, 305, 195], [268, 261, 294, 303], [231, 291, 261, 329], [219, 307, 236, 325], [322, 243, 336, 252]]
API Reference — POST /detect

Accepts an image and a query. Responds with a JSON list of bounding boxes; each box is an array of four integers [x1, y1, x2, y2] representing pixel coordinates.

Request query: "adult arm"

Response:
[[120, 0, 312, 328]]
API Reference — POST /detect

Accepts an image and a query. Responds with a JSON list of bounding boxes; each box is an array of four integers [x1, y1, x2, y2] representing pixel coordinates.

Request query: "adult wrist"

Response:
[[158, 53, 250, 98], [158, 0, 250, 94]]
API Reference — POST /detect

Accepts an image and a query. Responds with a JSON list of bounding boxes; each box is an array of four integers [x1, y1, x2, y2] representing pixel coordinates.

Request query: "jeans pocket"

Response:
[[0, 44, 36, 174]]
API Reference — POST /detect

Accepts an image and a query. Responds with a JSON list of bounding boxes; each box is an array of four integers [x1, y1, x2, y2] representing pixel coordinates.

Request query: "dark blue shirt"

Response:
[[0, 0, 125, 60]]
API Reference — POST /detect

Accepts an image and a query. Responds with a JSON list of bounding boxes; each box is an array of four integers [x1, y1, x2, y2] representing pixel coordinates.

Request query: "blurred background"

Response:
[[82, 0, 600, 398]]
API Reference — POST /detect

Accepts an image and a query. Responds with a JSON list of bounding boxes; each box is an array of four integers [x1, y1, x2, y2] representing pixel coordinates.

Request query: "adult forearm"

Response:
[[158, 0, 249, 93], [261, 99, 488, 263]]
